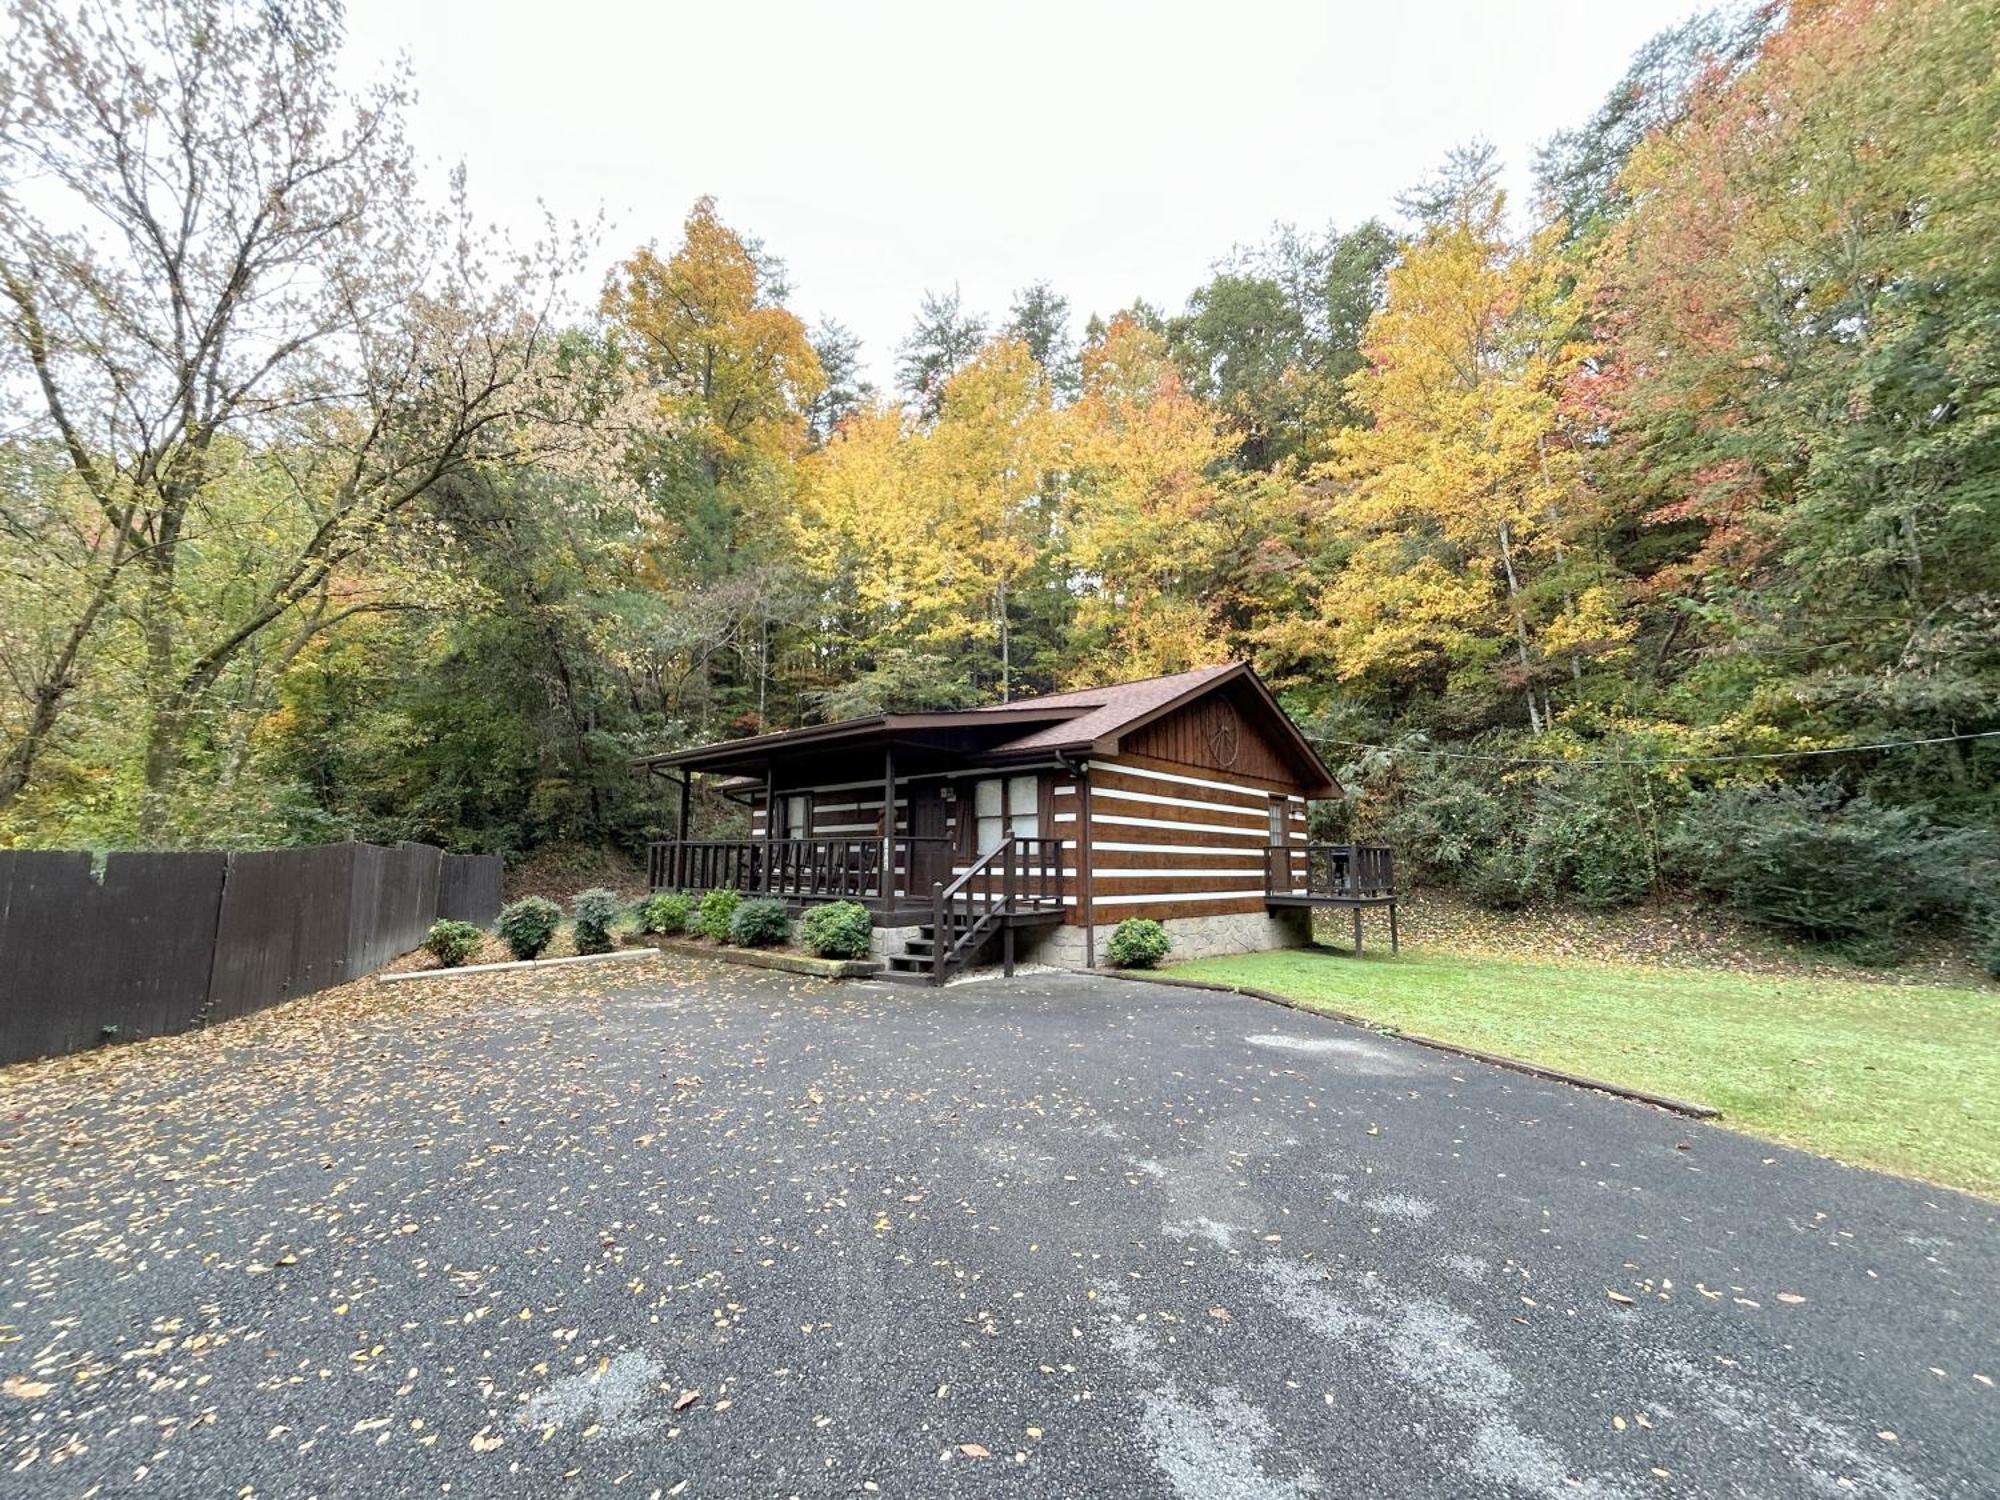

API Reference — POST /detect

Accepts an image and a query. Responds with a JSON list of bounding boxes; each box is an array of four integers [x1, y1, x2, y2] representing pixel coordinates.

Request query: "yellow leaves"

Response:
[[797, 341, 1059, 656], [1538, 584, 1637, 662], [602, 197, 824, 472], [1304, 190, 1627, 700]]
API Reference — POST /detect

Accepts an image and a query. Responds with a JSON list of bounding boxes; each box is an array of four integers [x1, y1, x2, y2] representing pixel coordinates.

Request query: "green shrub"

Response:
[[1106, 918, 1172, 969], [571, 887, 621, 955], [730, 897, 791, 948], [424, 919, 483, 967], [1666, 783, 1996, 963], [1977, 905, 2000, 980], [691, 888, 741, 941], [639, 890, 696, 935], [497, 896, 561, 960], [1377, 757, 1659, 909], [799, 901, 873, 959]]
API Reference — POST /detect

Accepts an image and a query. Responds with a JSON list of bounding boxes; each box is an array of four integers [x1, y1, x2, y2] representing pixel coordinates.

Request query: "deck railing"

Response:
[[646, 837, 919, 903], [1264, 843, 1395, 900]]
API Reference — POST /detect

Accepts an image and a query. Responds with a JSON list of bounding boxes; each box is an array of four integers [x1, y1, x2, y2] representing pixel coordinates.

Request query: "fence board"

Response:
[[1, 839, 499, 1066], [346, 843, 441, 976], [0, 850, 228, 1064], [206, 844, 359, 1023], [438, 854, 503, 925]]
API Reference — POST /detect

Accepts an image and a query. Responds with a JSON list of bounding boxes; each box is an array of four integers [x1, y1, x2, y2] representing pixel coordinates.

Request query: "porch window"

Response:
[[973, 774, 1039, 855], [1268, 798, 1288, 844], [780, 793, 811, 841]]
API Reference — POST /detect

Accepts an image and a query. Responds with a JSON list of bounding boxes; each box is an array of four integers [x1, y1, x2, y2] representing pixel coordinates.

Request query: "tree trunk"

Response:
[[997, 579, 1011, 701], [137, 546, 184, 840], [1496, 520, 1541, 734], [0, 570, 123, 813]]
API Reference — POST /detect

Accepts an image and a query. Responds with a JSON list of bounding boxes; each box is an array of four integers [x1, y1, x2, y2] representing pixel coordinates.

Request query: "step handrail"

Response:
[[929, 836, 1016, 985]]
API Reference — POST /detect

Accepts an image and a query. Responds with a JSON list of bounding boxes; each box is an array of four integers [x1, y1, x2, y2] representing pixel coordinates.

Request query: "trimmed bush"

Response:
[[1106, 917, 1172, 969], [691, 888, 741, 942], [639, 890, 696, 936], [497, 896, 561, 960], [799, 901, 873, 959], [571, 887, 620, 955], [730, 897, 791, 948], [424, 919, 483, 967]]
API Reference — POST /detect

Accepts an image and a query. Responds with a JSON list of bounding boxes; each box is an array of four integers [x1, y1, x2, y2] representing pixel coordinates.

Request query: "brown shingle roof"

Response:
[[635, 660, 1336, 796], [976, 663, 1242, 753]]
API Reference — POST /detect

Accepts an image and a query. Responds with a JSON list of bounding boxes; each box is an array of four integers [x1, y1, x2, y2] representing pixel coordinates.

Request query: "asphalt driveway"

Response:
[[1, 959, 1993, 1498]]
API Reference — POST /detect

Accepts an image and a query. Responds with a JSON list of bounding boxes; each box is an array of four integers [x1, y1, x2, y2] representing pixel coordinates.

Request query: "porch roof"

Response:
[[629, 705, 1088, 778], [631, 661, 1339, 796]]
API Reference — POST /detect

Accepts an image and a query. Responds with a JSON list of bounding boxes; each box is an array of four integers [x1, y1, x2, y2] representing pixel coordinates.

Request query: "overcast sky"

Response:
[[344, 0, 1702, 389]]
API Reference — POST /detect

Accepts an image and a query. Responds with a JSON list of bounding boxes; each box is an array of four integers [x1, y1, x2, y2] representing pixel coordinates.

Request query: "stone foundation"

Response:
[[1020, 907, 1312, 969], [869, 924, 923, 959]]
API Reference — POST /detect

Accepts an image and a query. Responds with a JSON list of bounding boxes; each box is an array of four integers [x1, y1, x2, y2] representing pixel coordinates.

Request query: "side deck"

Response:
[[1262, 842, 1400, 952]]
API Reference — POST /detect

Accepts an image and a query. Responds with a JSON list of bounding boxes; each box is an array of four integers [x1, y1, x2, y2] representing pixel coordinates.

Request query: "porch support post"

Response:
[[881, 744, 897, 909], [1075, 758, 1096, 969], [677, 771, 691, 888], [763, 763, 776, 895]]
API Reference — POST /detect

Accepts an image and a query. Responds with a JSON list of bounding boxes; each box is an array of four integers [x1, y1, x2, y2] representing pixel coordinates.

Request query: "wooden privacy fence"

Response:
[[0, 841, 503, 1067]]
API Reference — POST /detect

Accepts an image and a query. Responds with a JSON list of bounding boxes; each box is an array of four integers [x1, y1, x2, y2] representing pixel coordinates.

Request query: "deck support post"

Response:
[[1389, 901, 1399, 954], [1353, 904, 1363, 955], [882, 745, 896, 908], [1003, 925, 1015, 977]]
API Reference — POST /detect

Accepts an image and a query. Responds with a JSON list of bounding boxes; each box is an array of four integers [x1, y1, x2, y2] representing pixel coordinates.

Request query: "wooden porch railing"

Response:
[[929, 836, 1065, 985], [1263, 843, 1395, 900], [649, 838, 898, 901]]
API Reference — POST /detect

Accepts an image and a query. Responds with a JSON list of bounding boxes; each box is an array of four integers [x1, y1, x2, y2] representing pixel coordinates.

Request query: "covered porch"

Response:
[[633, 706, 1085, 930]]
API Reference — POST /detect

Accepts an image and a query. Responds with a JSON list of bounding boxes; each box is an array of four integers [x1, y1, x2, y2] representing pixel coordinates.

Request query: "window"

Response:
[[780, 794, 811, 841], [972, 775, 1039, 855], [1268, 798, 1288, 845]]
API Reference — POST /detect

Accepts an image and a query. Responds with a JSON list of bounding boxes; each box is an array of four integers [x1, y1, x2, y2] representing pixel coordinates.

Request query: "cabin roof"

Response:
[[632, 661, 1337, 796]]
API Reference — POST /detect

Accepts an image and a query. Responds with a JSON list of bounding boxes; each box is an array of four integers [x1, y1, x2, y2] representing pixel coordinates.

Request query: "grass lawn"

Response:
[[1166, 947, 2000, 1199]]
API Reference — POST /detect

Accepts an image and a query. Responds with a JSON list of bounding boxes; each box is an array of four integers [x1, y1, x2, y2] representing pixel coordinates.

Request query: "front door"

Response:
[[905, 787, 953, 897]]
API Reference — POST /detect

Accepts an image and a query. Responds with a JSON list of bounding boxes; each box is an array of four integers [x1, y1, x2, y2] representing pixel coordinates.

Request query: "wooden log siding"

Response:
[[1079, 751, 1310, 922]]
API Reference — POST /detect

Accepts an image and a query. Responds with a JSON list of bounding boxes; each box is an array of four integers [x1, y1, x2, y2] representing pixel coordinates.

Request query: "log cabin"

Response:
[[632, 662, 1395, 982]]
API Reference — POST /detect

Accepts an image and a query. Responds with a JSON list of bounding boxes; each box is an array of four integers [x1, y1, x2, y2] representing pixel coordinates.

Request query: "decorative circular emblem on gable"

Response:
[[1206, 700, 1241, 768]]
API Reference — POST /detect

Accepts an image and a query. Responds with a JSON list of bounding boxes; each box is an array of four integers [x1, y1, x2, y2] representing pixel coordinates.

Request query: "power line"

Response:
[[1323, 729, 2000, 769]]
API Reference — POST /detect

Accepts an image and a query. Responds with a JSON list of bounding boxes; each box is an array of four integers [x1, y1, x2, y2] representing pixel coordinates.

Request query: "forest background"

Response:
[[3, 0, 1994, 967]]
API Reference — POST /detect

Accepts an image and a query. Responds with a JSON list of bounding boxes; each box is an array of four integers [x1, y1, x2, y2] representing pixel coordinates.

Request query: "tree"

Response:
[[913, 340, 1060, 698], [1006, 281, 1079, 399], [896, 287, 987, 421], [1395, 140, 1503, 228], [1534, 2, 1775, 241], [1590, 0, 2000, 807], [603, 198, 824, 489], [1280, 173, 1630, 730], [804, 318, 872, 445], [602, 199, 825, 731], [1062, 316, 1242, 678], [1168, 222, 1396, 469], [0, 0, 573, 833]]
